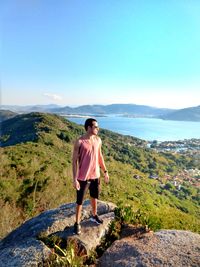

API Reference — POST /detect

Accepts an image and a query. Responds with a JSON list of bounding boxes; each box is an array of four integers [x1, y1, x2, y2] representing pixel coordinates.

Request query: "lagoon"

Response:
[[66, 116, 200, 141]]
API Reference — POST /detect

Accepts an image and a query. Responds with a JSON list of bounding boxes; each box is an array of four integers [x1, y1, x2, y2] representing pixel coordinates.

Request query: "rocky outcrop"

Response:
[[1, 201, 200, 267], [98, 225, 200, 267], [0, 200, 116, 267]]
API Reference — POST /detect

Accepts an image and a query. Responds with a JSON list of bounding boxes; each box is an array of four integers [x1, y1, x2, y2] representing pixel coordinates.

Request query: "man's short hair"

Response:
[[84, 118, 97, 131]]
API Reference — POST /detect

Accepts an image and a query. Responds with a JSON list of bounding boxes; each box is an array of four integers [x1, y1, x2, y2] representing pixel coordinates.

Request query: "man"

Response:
[[72, 118, 109, 235]]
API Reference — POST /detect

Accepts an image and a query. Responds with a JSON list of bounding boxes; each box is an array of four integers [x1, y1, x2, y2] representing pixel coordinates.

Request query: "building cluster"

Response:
[[149, 169, 200, 189], [149, 138, 200, 154], [146, 139, 200, 188], [170, 169, 200, 188], [131, 139, 200, 190]]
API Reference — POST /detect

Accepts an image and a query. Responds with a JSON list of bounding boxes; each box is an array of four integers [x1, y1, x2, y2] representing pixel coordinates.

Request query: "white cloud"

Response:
[[43, 93, 62, 101]]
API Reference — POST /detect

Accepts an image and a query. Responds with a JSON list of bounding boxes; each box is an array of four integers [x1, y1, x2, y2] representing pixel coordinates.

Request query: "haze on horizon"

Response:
[[1, 1, 200, 109]]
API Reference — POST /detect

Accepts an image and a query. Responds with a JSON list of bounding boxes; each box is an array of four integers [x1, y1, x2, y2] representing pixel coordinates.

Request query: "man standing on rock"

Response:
[[72, 118, 109, 235]]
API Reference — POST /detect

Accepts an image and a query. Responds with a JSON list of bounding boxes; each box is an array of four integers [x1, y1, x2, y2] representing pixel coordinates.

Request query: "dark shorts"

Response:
[[76, 178, 99, 205]]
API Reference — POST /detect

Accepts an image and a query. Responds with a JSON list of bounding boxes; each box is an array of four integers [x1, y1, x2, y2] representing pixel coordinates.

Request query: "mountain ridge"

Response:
[[1, 103, 200, 121], [161, 105, 200, 122]]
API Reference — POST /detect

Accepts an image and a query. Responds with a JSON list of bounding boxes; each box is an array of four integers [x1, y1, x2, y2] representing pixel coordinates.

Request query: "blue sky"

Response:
[[1, 0, 200, 108]]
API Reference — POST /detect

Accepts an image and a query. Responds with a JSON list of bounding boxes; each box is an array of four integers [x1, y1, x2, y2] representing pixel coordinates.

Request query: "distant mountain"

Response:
[[2, 104, 174, 117], [54, 104, 175, 117], [2, 104, 200, 121], [0, 110, 18, 122], [0, 104, 60, 113], [161, 105, 200, 122], [103, 104, 172, 115]]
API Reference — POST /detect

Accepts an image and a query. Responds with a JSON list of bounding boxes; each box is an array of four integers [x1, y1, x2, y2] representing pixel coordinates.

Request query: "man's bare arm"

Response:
[[72, 139, 80, 189], [98, 139, 109, 183]]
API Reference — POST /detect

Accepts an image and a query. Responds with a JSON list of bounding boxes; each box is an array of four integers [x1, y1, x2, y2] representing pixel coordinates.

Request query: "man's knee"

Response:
[[76, 199, 84, 205]]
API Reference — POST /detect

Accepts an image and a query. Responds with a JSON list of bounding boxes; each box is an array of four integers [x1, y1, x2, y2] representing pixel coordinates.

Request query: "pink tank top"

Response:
[[77, 136, 101, 181]]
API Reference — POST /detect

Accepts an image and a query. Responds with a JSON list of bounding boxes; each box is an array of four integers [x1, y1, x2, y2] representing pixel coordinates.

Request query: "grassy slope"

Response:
[[0, 113, 199, 238]]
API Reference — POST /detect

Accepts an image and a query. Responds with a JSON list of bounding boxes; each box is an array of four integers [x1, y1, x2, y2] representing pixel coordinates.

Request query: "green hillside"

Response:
[[0, 113, 199, 239]]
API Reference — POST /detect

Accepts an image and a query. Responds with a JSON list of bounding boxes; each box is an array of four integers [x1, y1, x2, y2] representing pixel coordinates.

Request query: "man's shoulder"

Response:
[[74, 136, 84, 145], [76, 135, 87, 143]]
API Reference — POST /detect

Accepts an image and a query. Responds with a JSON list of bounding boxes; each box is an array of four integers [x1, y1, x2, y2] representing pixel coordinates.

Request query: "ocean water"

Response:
[[66, 116, 200, 141]]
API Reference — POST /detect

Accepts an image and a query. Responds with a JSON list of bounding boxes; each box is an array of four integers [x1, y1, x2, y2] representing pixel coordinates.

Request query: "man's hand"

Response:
[[104, 172, 109, 184], [73, 179, 80, 190]]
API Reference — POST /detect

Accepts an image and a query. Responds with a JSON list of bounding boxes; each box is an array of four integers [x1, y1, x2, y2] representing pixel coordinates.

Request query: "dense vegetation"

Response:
[[0, 112, 199, 239]]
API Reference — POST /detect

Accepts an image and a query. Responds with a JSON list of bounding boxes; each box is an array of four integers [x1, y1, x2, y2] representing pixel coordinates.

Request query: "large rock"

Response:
[[0, 200, 116, 267], [98, 226, 200, 267], [2, 201, 199, 267], [56, 212, 115, 255]]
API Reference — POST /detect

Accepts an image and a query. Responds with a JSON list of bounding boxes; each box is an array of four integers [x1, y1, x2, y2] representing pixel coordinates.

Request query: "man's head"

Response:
[[84, 118, 99, 135]]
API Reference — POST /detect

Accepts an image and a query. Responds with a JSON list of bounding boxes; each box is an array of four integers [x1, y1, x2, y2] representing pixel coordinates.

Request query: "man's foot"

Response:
[[73, 222, 81, 235], [90, 215, 103, 224]]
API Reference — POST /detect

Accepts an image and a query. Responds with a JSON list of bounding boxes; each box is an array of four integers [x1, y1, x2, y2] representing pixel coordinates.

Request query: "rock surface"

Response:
[[0, 200, 116, 267], [98, 225, 200, 267], [1, 201, 200, 267], [57, 212, 115, 254]]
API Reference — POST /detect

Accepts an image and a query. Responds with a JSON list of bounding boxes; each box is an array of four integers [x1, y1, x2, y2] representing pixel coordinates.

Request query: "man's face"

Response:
[[90, 121, 99, 135]]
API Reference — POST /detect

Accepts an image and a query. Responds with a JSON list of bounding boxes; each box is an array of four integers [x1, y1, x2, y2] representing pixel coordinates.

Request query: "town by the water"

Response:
[[147, 138, 200, 189]]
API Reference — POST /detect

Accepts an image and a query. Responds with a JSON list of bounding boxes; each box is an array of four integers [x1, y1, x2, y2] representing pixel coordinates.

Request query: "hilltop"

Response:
[[0, 112, 83, 147], [0, 110, 18, 122], [0, 112, 199, 239]]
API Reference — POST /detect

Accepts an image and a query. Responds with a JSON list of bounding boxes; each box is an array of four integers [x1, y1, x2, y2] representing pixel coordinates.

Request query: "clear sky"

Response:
[[1, 0, 200, 109]]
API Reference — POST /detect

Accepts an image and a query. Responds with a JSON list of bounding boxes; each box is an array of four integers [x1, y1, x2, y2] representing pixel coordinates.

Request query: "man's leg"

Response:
[[74, 180, 87, 234], [76, 204, 82, 224], [90, 197, 97, 216], [89, 179, 103, 224], [75, 180, 87, 223]]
